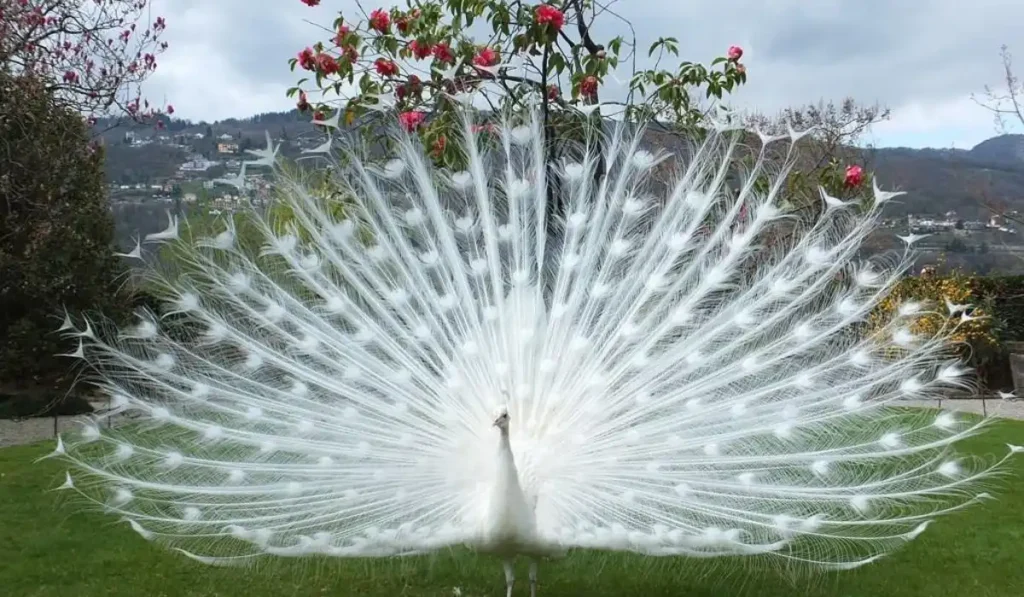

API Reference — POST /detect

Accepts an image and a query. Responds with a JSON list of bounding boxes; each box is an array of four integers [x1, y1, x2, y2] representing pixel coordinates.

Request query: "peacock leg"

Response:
[[503, 560, 515, 597], [528, 559, 538, 597]]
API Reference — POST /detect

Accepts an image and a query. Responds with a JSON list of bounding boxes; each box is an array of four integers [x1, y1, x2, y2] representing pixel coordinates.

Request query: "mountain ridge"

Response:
[[94, 112, 1024, 221]]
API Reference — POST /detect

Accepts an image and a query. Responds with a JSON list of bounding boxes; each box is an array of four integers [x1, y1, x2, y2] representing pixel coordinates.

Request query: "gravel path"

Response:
[[0, 403, 134, 449], [897, 398, 1024, 419], [3, 397, 1023, 450]]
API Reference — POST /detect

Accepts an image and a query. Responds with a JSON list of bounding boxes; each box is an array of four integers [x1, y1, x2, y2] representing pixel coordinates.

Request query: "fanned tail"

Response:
[[493, 114, 1018, 568], [56, 110, 565, 561], [51, 107, 1019, 570]]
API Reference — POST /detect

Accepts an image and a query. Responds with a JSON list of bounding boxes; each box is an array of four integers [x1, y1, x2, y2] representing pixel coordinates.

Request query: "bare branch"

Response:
[[971, 44, 1024, 133]]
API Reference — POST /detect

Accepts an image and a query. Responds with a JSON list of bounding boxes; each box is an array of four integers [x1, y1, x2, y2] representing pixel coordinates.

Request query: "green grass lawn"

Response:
[[1, 417, 1022, 597]]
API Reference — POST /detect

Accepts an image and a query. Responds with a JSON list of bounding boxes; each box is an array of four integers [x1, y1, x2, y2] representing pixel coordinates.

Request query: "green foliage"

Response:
[[945, 237, 970, 253], [290, 0, 748, 168], [743, 99, 890, 217], [0, 391, 93, 419], [969, 275, 1024, 341], [875, 274, 1024, 390], [0, 72, 130, 392]]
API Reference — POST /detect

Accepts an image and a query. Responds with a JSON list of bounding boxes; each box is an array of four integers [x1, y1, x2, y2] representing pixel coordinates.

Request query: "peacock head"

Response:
[[492, 407, 510, 431]]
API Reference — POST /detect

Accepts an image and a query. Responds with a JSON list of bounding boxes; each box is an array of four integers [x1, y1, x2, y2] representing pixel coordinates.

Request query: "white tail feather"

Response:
[[57, 109, 1016, 569]]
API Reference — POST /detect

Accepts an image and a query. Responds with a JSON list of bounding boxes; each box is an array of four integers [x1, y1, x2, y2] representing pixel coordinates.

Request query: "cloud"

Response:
[[141, 0, 1021, 148], [867, 97, 1000, 150]]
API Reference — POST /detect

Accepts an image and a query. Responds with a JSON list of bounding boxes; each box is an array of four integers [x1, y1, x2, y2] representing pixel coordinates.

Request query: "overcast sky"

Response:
[[140, 0, 1023, 149]]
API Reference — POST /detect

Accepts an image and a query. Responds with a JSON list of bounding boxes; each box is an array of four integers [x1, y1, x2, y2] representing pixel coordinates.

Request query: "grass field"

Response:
[[1, 417, 1022, 597]]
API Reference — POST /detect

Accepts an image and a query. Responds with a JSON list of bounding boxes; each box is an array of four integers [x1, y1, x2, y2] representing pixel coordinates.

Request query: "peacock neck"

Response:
[[497, 427, 513, 457], [496, 427, 521, 485]]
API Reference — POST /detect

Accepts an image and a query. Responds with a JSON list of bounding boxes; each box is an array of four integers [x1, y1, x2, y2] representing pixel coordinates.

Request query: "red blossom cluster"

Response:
[[289, 0, 753, 171], [375, 58, 399, 77], [369, 8, 391, 33], [433, 42, 454, 63], [844, 165, 864, 188], [534, 4, 564, 31], [398, 110, 426, 131], [0, 0, 171, 122], [473, 46, 499, 68], [580, 75, 598, 99], [409, 39, 432, 60]]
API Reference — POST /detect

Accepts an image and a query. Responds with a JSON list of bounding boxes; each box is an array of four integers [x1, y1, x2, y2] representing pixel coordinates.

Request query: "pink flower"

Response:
[[399, 111, 426, 132], [369, 8, 391, 33], [535, 5, 565, 31], [473, 46, 499, 68], [432, 43, 454, 63], [62, 70, 78, 84], [375, 58, 399, 76], [316, 53, 339, 75], [297, 47, 316, 70], [409, 39, 432, 60], [167, 104, 175, 115], [300, 0, 320, 5], [844, 165, 864, 188], [580, 75, 598, 98], [727, 45, 743, 62]]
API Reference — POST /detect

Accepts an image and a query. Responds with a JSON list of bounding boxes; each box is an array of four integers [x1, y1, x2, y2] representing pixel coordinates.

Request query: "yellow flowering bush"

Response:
[[869, 269, 1005, 389]]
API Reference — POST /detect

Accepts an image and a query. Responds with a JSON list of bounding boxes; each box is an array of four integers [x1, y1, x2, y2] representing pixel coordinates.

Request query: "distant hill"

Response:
[[854, 133, 1024, 221], [968, 134, 1024, 167], [92, 110, 1024, 237]]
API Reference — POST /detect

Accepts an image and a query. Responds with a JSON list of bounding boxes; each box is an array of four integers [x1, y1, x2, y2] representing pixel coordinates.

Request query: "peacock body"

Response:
[[52, 108, 1020, 594]]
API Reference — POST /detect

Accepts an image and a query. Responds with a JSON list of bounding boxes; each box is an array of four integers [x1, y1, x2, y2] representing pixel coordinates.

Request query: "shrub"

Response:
[[0, 390, 94, 420], [871, 272, 1024, 391], [0, 71, 131, 406]]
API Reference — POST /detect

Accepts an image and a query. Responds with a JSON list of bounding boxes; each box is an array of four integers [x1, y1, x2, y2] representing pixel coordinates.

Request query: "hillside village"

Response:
[[104, 125, 331, 216], [92, 111, 1024, 274]]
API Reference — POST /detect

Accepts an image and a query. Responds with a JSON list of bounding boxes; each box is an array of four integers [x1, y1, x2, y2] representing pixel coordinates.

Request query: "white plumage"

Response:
[[52, 108, 1019, 593]]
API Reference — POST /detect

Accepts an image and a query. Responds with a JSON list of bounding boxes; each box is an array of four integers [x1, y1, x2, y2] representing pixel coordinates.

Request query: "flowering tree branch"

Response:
[[290, 0, 747, 170], [741, 98, 887, 220], [0, 0, 171, 128]]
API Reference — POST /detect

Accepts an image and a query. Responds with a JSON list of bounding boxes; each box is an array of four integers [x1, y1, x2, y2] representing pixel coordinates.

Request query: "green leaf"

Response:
[[549, 52, 565, 75], [609, 36, 623, 55]]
